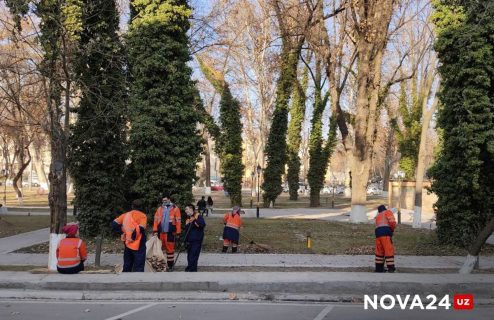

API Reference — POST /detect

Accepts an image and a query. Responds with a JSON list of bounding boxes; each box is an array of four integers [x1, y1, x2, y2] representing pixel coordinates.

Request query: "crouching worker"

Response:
[[185, 204, 206, 272], [375, 205, 397, 273], [112, 199, 147, 272], [222, 206, 242, 253], [56, 223, 87, 274]]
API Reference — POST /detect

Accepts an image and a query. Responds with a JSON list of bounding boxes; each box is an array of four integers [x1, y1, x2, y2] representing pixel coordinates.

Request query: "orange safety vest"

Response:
[[223, 212, 242, 230], [375, 210, 396, 230], [121, 211, 142, 250], [57, 238, 84, 268], [153, 205, 182, 234]]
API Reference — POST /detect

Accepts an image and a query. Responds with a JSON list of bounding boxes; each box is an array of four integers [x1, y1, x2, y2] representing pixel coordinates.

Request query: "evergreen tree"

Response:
[[287, 69, 308, 201], [215, 84, 244, 206], [197, 57, 244, 206], [430, 0, 494, 247], [68, 0, 127, 237], [127, 0, 202, 211]]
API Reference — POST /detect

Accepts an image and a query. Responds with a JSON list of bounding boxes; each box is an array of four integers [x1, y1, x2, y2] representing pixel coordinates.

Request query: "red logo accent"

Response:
[[453, 294, 474, 310]]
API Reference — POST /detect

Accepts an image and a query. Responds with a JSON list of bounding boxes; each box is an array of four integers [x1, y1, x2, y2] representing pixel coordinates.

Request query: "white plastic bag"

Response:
[[146, 235, 166, 271]]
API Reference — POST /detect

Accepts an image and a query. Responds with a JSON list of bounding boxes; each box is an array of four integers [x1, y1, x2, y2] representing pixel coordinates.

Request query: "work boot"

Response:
[[374, 263, 385, 273], [387, 265, 396, 273], [222, 246, 228, 253], [167, 261, 174, 272], [232, 247, 238, 253]]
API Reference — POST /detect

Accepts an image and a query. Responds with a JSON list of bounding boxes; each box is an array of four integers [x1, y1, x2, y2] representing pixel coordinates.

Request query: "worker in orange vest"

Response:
[[112, 199, 147, 272], [375, 205, 397, 273], [56, 223, 87, 274], [153, 195, 182, 271], [222, 206, 242, 253]]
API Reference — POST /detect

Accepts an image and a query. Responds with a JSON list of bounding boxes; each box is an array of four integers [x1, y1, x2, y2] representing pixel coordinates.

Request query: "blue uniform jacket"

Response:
[[185, 215, 206, 243]]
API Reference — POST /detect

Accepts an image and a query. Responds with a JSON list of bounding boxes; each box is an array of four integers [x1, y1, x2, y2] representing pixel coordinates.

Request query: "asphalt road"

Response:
[[0, 300, 492, 320]]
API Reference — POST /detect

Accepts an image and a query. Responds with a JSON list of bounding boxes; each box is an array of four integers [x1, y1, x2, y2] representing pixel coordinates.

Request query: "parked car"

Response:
[[321, 186, 332, 194], [336, 186, 345, 195], [366, 185, 382, 196], [211, 181, 224, 191], [297, 182, 308, 194]]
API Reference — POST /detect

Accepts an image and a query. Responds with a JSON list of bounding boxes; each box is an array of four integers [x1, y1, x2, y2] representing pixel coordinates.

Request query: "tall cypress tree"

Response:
[[216, 84, 244, 206], [127, 0, 202, 210], [430, 0, 494, 247], [197, 57, 244, 206], [286, 69, 308, 201], [68, 0, 127, 237]]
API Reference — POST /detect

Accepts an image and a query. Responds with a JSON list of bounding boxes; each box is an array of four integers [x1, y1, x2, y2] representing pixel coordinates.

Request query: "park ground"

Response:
[[2, 215, 494, 257]]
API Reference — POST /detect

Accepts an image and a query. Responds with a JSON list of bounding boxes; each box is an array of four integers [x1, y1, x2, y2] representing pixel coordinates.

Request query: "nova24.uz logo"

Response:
[[364, 294, 474, 310]]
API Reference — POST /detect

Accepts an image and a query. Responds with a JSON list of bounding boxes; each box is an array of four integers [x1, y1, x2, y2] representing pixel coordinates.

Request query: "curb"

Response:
[[0, 290, 493, 305], [1, 272, 493, 300]]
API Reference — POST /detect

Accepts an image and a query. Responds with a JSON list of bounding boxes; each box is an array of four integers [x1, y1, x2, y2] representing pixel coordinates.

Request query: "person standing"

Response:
[[196, 196, 207, 216], [374, 204, 397, 273], [184, 204, 206, 272], [112, 199, 147, 272], [206, 196, 214, 216], [222, 206, 242, 253], [153, 195, 182, 271], [56, 223, 87, 274]]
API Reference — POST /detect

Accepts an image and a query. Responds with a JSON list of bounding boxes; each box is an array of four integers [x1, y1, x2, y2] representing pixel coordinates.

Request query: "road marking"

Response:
[[104, 303, 157, 320], [313, 305, 334, 320]]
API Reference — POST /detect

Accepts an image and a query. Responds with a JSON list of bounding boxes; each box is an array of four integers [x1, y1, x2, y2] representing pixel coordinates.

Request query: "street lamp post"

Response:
[[250, 170, 255, 208], [395, 170, 405, 224], [256, 164, 262, 218]]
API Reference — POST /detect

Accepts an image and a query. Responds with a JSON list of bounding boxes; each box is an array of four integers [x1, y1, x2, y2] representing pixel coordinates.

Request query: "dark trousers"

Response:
[[123, 245, 145, 272], [57, 261, 84, 274], [186, 241, 202, 272]]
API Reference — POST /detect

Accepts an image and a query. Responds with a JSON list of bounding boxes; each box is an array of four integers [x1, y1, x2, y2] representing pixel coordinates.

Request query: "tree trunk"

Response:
[[349, 0, 394, 222], [310, 188, 320, 207], [459, 216, 494, 274], [350, 155, 372, 222], [28, 144, 49, 190], [95, 235, 103, 267], [413, 96, 438, 228], [12, 146, 31, 204], [48, 130, 68, 270], [383, 161, 391, 192]]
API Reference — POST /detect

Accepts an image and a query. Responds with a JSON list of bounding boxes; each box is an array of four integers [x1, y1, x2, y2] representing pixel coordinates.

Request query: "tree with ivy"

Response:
[[430, 0, 494, 251], [286, 67, 308, 201], [307, 59, 337, 207], [197, 57, 243, 206], [68, 0, 127, 237], [393, 79, 422, 179], [215, 85, 244, 206], [127, 0, 202, 211]]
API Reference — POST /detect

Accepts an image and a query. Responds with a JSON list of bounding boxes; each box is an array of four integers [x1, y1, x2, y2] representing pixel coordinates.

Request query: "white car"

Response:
[[321, 186, 332, 194], [367, 185, 381, 196]]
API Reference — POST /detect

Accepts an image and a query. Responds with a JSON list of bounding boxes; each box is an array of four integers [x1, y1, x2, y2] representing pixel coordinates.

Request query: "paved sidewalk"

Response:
[[0, 271, 493, 300], [0, 228, 49, 254], [2, 252, 494, 270]]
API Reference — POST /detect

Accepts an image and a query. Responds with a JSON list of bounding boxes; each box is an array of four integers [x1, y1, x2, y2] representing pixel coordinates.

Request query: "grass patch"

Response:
[[14, 218, 494, 256], [0, 215, 76, 238]]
